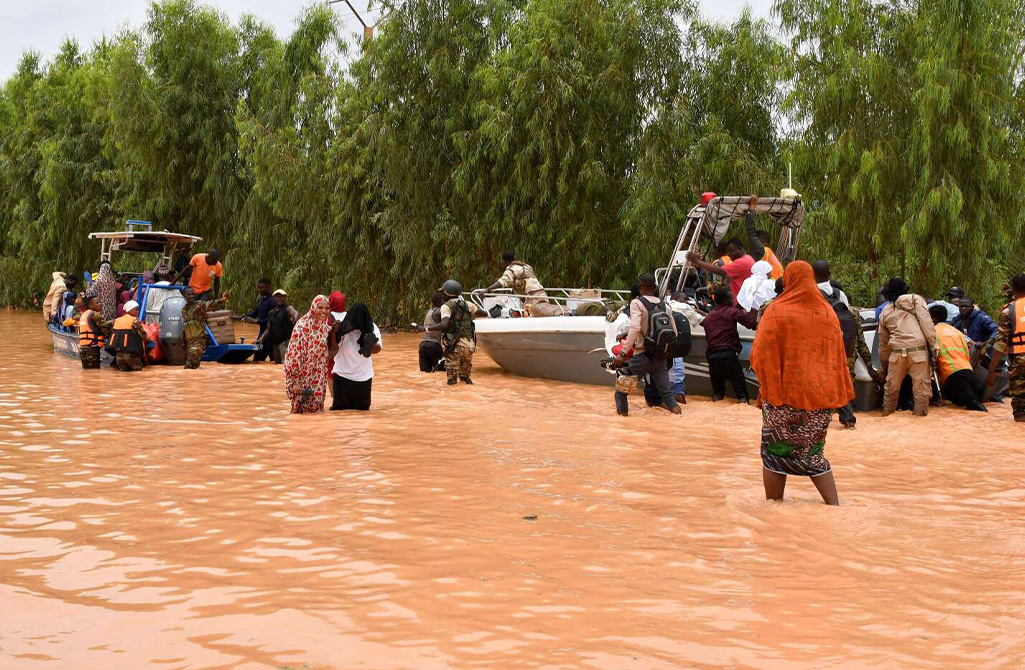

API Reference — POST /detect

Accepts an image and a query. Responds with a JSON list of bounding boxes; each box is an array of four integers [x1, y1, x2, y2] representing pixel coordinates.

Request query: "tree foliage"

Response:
[[1, 0, 1022, 316]]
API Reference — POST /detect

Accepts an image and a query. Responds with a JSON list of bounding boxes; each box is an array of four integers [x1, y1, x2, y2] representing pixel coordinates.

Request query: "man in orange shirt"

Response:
[[175, 249, 223, 300]]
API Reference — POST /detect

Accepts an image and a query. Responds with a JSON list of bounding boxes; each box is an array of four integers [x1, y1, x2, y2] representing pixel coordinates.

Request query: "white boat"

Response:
[[471, 193, 886, 409]]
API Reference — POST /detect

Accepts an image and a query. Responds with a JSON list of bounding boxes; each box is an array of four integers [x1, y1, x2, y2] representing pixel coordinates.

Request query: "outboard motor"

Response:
[[159, 296, 187, 366]]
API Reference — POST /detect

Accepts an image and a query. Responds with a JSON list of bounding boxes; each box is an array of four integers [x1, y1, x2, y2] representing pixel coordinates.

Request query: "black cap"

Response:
[[946, 286, 965, 299]]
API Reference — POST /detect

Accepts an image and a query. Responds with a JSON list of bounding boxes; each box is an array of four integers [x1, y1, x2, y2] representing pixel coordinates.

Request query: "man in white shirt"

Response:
[[812, 260, 850, 306], [330, 303, 382, 411]]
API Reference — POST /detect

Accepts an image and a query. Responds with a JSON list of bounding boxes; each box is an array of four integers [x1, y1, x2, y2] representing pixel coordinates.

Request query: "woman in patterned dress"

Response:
[[283, 295, 333, 414], [750, 261, 855, 505]]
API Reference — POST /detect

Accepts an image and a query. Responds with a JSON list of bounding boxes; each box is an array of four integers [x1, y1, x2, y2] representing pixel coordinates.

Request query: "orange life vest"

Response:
[[763, 246, 784, 279], [1010, 298, 1025, 355], [111, 314, 144, 356], [79, 310, 104, 348], [718, 255, 732, 266], [935, 323, 972, 382]]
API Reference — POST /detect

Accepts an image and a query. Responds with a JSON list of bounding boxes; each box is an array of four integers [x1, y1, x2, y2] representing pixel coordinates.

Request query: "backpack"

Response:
[[640, 297, 677, 359], [669, 311, 692, 358], [822, 290, 857, 357]]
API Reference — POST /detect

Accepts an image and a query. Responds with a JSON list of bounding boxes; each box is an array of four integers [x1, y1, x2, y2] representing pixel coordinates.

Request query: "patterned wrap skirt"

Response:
[[760, 403, 833, 477]]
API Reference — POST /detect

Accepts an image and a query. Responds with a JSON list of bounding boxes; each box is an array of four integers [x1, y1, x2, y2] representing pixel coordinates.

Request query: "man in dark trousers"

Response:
[[612, 273, 681, 417], [702, 287, 759, 403], [237, 278, 275, 361]]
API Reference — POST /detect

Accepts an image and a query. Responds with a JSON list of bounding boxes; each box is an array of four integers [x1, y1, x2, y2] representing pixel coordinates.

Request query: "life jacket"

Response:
[[1010, 298, 1025, 355], [79, 310, 105, 347], [934, 323, 972, 382], [268, 306, 295, 343], [821, 290, 857, 357], [763, 247, 784, 279], [718, 255, 732, 267], [639, 296, 677, 359], [111, 314, 144, 356], [443, 298, 475, 351]]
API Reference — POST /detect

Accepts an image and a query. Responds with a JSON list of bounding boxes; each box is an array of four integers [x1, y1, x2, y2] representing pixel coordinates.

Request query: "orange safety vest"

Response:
[[934, 323, 972, 382], [111, 314, 144, 356], [763, 247, 784, 279], [719, 255, 732, 266], [1010, 298, 1025, 355], [79, 310, 104, 347]]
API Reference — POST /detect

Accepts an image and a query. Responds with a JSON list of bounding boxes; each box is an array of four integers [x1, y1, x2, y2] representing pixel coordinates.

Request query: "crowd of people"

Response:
[[42, 209, 1024, 505]]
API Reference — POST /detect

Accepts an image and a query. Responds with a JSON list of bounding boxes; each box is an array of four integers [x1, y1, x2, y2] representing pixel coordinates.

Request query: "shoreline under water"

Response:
[[1, 310, 1023, 669]]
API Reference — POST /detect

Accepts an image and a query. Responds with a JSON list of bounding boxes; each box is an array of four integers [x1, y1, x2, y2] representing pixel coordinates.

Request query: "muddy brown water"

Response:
[[1, 310, 1023, 669]]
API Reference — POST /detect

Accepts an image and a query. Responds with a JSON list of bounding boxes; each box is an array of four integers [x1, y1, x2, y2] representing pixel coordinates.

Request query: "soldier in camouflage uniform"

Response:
[[181, 286, 230, 369], [477, 251, 564, 317], [987, 274, 1025, 422], [111, 301, 152, 372], [419, 280, 487, 385], [78, 295, 110, 369]]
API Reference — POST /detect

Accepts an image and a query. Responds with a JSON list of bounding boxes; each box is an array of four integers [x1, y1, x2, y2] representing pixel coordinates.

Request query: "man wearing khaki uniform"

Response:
[[479, 251, 564, 317], [878, 277, 937, 416]]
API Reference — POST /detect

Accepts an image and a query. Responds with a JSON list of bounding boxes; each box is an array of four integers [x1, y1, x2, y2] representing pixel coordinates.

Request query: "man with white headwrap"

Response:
[[736, 260, 777, 312]]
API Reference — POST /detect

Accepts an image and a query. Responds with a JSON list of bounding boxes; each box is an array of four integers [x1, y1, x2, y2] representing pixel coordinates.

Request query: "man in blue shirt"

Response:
[[237, 278, 275, 361], [952, 297, 998, 361]]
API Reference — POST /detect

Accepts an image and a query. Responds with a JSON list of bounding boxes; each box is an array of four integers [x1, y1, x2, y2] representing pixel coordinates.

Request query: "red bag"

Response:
[[142, 323, 164, 363]]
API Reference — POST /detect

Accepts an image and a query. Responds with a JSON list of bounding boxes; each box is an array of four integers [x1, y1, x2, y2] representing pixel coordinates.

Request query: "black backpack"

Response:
[[669, 311, 692, 358], [641, 297, 677, 359], [822, 290, 857, 357]]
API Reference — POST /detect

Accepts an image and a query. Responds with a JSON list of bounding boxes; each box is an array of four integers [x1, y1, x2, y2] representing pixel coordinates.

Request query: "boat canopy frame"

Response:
[[88, 220, 202, 268], [657, 195, 804, 298]]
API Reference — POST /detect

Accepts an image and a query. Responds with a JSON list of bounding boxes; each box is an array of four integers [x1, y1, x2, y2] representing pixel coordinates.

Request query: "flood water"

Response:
[[1, 309, 1023, 669]]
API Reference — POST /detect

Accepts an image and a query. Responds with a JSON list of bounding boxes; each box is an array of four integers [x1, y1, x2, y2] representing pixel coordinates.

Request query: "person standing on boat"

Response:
[[612, 273, 681, 417], [181, 286, 231, 369], [236, 278, 275, 362], [78, 295, 109, 370], [420, 280, 488, 385], [111, 301, 152, 372], [43, 272, 67, 322], [173, 249, 223, 301], [750, 261, 853, 506], [477, 251, 563, 317], [687, 195, 765, 304]]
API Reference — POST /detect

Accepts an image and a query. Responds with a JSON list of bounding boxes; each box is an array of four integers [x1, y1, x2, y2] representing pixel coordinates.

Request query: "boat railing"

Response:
[[468, 287, 631, 313]]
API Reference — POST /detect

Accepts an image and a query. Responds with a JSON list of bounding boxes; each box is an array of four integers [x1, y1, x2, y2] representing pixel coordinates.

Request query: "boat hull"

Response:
[[48, 324, 79, 358]]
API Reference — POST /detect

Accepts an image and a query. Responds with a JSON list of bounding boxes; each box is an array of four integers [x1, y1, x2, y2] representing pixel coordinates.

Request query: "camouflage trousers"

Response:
[[1010, 355, 1024, 419], [80, 346, 101, 369], [116, 353, 144, 372], [446, 345, 474, 383], [184, 336, 206, 369]]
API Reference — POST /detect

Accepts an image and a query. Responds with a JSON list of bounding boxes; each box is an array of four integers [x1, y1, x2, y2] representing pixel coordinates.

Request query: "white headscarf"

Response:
[[737, 260, 776, 311]]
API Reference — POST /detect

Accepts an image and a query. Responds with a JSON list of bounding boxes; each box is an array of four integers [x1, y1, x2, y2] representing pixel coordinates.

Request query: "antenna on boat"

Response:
[[788, 162, 792, 189]]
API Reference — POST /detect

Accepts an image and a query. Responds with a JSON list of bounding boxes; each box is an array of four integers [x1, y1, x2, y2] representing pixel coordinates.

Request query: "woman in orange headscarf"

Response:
[[750, 261, 854, 505]]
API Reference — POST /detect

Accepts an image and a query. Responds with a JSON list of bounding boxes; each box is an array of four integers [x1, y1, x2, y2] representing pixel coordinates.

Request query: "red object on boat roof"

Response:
[[701, 191, 717, 206]]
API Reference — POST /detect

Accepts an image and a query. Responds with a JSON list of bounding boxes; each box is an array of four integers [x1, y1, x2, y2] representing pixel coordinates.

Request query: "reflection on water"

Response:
[[1, 310, 1023, 669]]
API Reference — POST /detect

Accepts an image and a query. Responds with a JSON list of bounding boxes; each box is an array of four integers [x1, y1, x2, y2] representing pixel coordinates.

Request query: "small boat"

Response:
[[48, 221, 258, 365]]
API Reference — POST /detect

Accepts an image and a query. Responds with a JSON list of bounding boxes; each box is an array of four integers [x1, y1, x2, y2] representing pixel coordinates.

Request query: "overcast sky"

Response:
[[1, 0, 774, 80]]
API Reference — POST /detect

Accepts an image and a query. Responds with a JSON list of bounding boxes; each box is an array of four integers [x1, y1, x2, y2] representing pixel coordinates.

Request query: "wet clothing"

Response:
[[994, 299, 1025, 419], [839, 309, 876, 427], [446, 346, 474, 384], [935, 323, 973, 383], [80, 346, 102, 369], [331, 375, 372, 411], [43, 272, 67, 321], [708, 350, 748, 401], [265, 304, 298, 362], [878, 294, 936, 416], [115, 353, 145, 372], [614, 352, 678, 414], [760, 403, 833, 477], [188, 253, 223, 295], [750, 262, 854, 412], [283, 296, 332, 413], [703, 304, 759, 355], [953, 308, 999, 347], [331, 309, 382, 383], [496, 261, 562, 315], [941, 370, 987, 411], [440, 299, 483, 351], [419, 307, 445, 373], [246, 294, 276, 361], [181, 297, 228, 369]]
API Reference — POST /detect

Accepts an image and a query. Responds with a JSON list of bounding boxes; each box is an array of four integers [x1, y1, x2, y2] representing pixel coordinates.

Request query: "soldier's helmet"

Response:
[[441, 280, 463, 297]]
